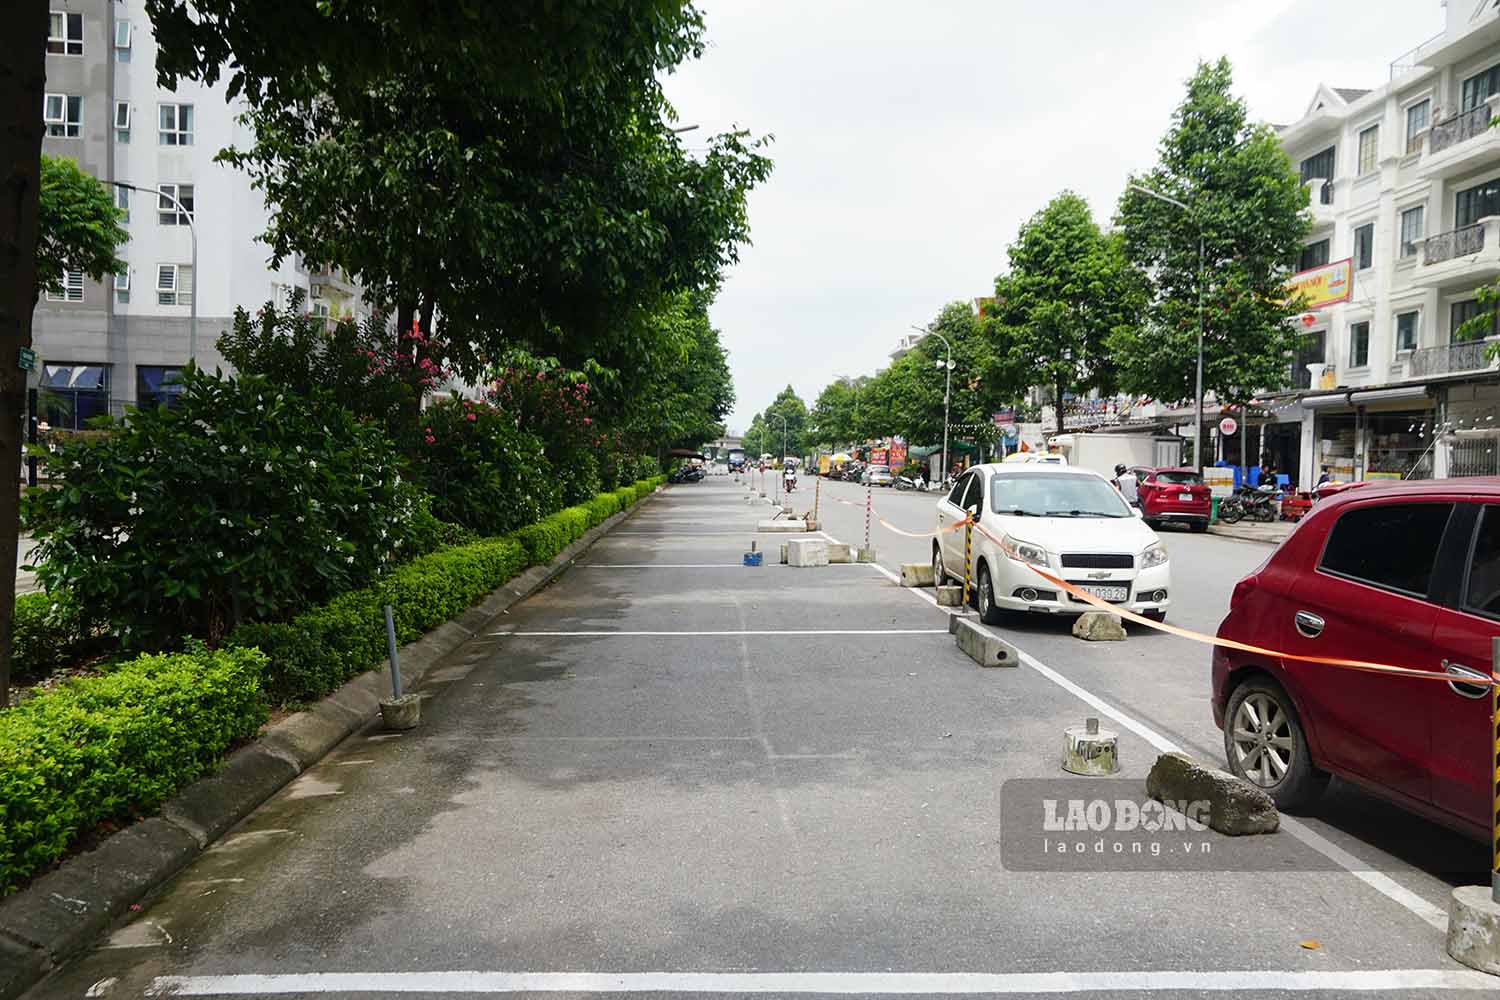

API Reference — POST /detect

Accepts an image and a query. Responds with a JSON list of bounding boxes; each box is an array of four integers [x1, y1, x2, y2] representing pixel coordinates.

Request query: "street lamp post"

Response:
[[114, 181, 197, 366], [770, 412, 788, 467], [1128, 183, 1204, 471], [913, 325, 955, 485]]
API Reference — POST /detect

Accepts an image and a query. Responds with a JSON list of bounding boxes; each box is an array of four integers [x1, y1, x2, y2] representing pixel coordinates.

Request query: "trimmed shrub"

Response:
[[22, 368, 417, 648], [12, 590, 102, 683], [230, 536, 527, 704], [586, 493, 621, 526], [0, 646, 268, 894]]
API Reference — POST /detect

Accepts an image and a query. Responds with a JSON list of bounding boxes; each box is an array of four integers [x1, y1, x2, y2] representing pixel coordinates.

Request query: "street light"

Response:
[[770, 411, 788, 467], [1128, 182, 1204, 471], [912, 324, 955, 484], [114, 181, 197, 366]]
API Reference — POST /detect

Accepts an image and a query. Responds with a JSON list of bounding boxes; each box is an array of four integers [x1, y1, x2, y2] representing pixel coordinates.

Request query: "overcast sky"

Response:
[[660, 0, 1445, 435]]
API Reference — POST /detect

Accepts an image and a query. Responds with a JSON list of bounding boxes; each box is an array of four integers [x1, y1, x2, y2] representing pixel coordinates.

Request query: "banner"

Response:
[[871, 448, 888, 465], [1286, 258, 1353, 310], [888, 443, 907, 470]]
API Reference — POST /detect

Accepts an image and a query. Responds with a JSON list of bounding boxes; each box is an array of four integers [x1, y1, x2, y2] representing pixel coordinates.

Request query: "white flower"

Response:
[[309, 460, 317, 469], [256, 404, 264, 411], [219, 517, 230, 526], [219, 444, 228, 453], [295, 445, 303, 453], [345, 555, 355, 564], [264, 462, 273, 473], [215, 550, 224, 558], [296, 515, 305, 523], [239, 445, 248, 454]]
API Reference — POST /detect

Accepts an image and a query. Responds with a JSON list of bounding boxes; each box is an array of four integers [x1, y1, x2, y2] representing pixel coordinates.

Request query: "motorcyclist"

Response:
[[783, 464, 797, 493], [1113, 463, 1139, 507]]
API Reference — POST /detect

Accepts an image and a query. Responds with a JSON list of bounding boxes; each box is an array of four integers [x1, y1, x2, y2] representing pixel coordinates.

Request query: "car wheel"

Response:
[[976, 563, 1004, 625], [931, 544, 947, 586], [1222, 677, 1329, 812]]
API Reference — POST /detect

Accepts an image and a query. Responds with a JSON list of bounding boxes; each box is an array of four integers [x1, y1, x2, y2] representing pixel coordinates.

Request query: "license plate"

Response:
[[1077, 584, 1127, 602], [1178, 492, 1194, 501]]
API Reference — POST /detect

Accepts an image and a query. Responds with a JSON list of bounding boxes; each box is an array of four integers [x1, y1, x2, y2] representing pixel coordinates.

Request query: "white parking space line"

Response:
[[576, 563, 868, 569], [814, 526, 1454, 934], [490, 629, 950, 637], [145, 968, 1500, 995]]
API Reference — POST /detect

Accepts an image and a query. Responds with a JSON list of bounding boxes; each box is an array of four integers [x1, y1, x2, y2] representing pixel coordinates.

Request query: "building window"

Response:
[[1395, 311, 1419, 353], [1357, 125, 1379, 175], [114, 100, 130, 143], [114, 269, 130, 305], [158, 104, 194, 146], [1452, 299, 1499, 342], [1399, 206, 1425, 258], [43, 94, 82, 138], [47, 11, 83, 55], [1455, 178, 1500, 228], [1298, 239, 1330, 272], [1462, 64, 1500, 112], [1353, 223, 1374, 270], [1348, 321, 1370, 368], [1406, 99, 1430, 153], [114, 185, 129, 223], [1299, 147, 1335, 204], [1290, 331, 1326, 389], [45, 270, 84, 302], [157, 264, 193, 306], [40, 364, 110, 430], [137, 367, 184, 409], [113, 19, 131, 59], [158, 184, 193, 226]]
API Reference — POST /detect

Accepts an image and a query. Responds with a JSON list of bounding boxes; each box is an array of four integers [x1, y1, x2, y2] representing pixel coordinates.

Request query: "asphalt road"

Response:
[[29, 476, 1496, 999]]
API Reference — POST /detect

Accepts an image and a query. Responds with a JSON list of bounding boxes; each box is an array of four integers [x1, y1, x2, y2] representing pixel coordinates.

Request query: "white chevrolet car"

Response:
[[931, 463, 1171, 624]]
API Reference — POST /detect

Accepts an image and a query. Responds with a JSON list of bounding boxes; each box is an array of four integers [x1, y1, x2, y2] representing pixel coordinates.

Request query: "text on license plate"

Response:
[[1078, 584, 1128, 602], [1178, 492, 1194, 501]]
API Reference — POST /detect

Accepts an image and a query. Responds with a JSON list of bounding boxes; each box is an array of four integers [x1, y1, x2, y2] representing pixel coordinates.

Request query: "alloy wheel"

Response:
[[1229, 691, 1295, 787]]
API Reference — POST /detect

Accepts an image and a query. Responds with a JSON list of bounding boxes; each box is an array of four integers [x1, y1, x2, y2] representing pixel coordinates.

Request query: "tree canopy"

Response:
[[1111, 58, 1310, 408], [36, 156, 127, 301]]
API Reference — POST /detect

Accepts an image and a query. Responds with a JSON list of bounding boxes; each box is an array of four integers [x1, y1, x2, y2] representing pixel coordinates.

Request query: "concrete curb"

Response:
[[0, 489, 662, 999]]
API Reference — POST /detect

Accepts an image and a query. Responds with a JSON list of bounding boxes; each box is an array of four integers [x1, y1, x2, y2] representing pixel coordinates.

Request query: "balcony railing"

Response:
[[1422, 222, 1486, 265], [1409, 339, 1494, 377], [1429, 104, 1495, 154]]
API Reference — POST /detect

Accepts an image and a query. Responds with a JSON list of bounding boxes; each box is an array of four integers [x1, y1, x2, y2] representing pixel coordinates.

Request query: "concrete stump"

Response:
[[935, 585, 964, 606], [380, 694, 421, 731], [1072, 611, 1126, 641], [1145, 751, 1278, 835], [952, 616, 1018, 668], [788, 539, 829, 567], [856, 547, 877, 563], [900, 563, 936, 588], [826, 543, 853, 563], [1447, 885, 1500, 975]]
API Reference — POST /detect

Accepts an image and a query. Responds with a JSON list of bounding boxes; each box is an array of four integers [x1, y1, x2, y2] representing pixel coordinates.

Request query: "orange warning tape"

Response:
[[955, 519, 1499, 688]]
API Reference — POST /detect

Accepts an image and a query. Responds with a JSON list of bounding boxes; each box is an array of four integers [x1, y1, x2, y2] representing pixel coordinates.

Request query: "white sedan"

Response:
[[931, 463, 1171, 624]]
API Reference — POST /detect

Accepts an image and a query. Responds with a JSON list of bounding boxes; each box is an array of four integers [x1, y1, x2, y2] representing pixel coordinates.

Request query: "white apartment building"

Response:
[[1270, 0, 1500, 487], [35, 0, 364, 429]]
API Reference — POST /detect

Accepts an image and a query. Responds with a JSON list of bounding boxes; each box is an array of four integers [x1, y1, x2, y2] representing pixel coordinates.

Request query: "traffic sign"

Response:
[[17, 348, 36, 371], [1219, 416, 1238, 436]]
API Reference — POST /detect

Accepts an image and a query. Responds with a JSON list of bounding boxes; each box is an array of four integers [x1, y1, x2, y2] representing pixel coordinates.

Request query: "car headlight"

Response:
[[1000, 534, 1050, 568], [1140, 542, 1169, 569]]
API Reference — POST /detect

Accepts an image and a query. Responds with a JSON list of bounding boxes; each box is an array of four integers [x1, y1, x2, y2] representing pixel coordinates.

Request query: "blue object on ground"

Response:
[[743, 552, 763, 567]]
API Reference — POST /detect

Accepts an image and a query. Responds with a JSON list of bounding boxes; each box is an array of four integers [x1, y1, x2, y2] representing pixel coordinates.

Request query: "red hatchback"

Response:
[[1131, 467, 1211, 532], [1212, 479, 1497, 840]]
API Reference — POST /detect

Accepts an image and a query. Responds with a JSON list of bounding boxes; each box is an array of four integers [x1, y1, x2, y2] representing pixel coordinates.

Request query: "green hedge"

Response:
[[0, 646, 268, 894], [12, 590, 100, 684]]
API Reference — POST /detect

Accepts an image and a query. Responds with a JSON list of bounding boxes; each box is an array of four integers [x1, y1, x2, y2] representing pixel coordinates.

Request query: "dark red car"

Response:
[[1212, 478, 1496, 840], [1130, 467, 1211, 532]]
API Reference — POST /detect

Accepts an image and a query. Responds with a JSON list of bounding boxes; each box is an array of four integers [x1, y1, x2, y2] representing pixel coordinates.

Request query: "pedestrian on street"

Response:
[[1113, 463, 1139, 507], [1316, 465, 1332, 487]]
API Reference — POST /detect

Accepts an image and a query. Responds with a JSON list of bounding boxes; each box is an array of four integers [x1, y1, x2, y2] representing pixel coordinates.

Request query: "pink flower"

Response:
[[583, 417, 592, 425], [424, 434, 436, 445], [466, 412, 477, 422]]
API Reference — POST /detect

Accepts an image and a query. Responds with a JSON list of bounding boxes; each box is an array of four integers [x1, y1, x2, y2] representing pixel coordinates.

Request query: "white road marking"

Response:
[[577, 563, 867, 568], [490, 629, 949, 637], [83, 978, 117, 997], [144, 969, 1500, 995], [815, 525, 1455, 933]]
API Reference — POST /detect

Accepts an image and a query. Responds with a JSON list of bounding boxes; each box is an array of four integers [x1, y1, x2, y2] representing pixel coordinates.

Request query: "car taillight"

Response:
[[1229, 574, 1258, 610]]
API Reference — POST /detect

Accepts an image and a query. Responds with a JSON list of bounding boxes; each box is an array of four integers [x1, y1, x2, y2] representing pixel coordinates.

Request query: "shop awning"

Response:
[[1301, 385, 1431, 410]]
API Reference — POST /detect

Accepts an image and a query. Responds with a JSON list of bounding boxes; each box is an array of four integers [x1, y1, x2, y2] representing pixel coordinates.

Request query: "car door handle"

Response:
[[1440, 660, 1492, 700], [1293, 611, 1324, 638]]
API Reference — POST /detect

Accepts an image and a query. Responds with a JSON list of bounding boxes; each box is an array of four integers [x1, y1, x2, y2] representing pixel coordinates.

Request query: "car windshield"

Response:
[[869, 465, 889, 474], [990, 472, 1132, 517], [1155, 471, 1201, 485]]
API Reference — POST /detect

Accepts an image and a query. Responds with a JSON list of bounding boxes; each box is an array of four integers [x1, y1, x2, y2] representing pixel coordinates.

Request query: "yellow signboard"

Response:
[[1286, 258, 1353, 310]]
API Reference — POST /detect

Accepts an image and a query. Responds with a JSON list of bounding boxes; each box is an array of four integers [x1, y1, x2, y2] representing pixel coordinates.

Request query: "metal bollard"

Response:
[[963, 519, 973, 607], [864, 484, 872, 550], [813, 474, 821, 523], [384, 604, 402, 698]]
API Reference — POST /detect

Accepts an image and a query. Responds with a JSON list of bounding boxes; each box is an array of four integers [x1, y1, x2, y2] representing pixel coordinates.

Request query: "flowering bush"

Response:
[[407, 395, 561, 536], [23, 369, 419, 648], [488, 355, 600, 504]]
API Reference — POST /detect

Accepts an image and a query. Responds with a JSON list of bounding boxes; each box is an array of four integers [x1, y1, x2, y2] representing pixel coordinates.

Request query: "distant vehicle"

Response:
[[1003, 452, 1067, 466], [861, 464, 893, 487], [932, 463, 1170, 624], [726, 449, 747, 472], [1048, 432, 1177, 479], [1131, 467, 1211, 532], [1213, 478, 1493, 841]]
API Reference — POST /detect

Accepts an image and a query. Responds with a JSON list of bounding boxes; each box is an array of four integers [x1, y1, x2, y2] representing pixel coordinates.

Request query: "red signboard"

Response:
[[871, 448, 888, 465], [889, 443, 907, 469]]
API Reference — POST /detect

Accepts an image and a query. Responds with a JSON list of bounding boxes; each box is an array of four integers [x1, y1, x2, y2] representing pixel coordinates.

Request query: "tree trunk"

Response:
[[0, 5, 47, 708], [1054, 381, 1065, 435]]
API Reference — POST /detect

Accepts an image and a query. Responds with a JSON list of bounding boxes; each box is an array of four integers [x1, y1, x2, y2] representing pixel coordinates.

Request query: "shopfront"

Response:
[[1300, 386, 1436, 484]]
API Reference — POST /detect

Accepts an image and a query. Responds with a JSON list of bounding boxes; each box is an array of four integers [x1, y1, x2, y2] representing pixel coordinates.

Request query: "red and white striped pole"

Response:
[[864, 483, 872, 551]]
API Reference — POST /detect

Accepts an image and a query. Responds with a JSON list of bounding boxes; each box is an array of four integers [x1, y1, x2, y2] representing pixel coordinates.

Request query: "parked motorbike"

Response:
[[1217, 484, 1278, 524], [894, 475, 927, 491]]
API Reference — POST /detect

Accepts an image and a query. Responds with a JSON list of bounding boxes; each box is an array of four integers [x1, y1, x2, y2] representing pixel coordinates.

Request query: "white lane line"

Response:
[[490, 629, 949, 637], [815, 525, 1454, 933], [577, 563, 868, 569], [145, 969, 1500, 995]]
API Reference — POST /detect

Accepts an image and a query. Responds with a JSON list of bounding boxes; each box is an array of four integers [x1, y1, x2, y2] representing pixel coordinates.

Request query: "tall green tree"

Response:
[[762, 386, 809, 460], [989, 193, 1141, 434], [1112, 58, 1310, 418], [809, 377, 863, 447]]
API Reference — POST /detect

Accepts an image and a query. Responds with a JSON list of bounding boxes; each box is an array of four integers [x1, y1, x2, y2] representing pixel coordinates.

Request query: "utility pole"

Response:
[[913, 325, 955, 483], [115, 181, 197, 365]]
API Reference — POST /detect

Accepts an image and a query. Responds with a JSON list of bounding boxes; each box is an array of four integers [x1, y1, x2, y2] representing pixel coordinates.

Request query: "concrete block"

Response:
[[788, 539, 829, 567], [757, 520, 807, 533], [935, 585, 964, 606], [826, 543, 853, 563], [947, 612, 976, 634], [900, 562, 935, 587], [1446, 885, 1500, 975], [380, 694, 421, 731], [779, 542, 789, 564], [1145, 752, 1278, 835], [1072, 611, 1126, 641], [952, 617, 1018, 668], [856, 546, 877, 562]]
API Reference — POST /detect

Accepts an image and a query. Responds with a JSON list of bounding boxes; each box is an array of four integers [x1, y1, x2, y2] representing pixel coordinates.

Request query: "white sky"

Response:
[[661, 0, 1446, 435]]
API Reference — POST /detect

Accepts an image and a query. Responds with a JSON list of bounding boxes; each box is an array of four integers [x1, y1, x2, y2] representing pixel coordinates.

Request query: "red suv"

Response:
[[1212, 479, 1497, 840], [1131, 467, 1211, 532]]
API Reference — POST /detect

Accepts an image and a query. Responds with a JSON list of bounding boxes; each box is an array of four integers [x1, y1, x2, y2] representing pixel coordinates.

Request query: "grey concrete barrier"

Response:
[[1072, 611, 1126, 641], [757, 520, 808, 533], [935, 585, 964, 606], [788, 539, 829, 567], [1447, 886, 1500, 975], [900, 563, 935, 588], [826, 543, 853, 563], [952, 617, 1018, 668], [1145, 751, 1278, 836]]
